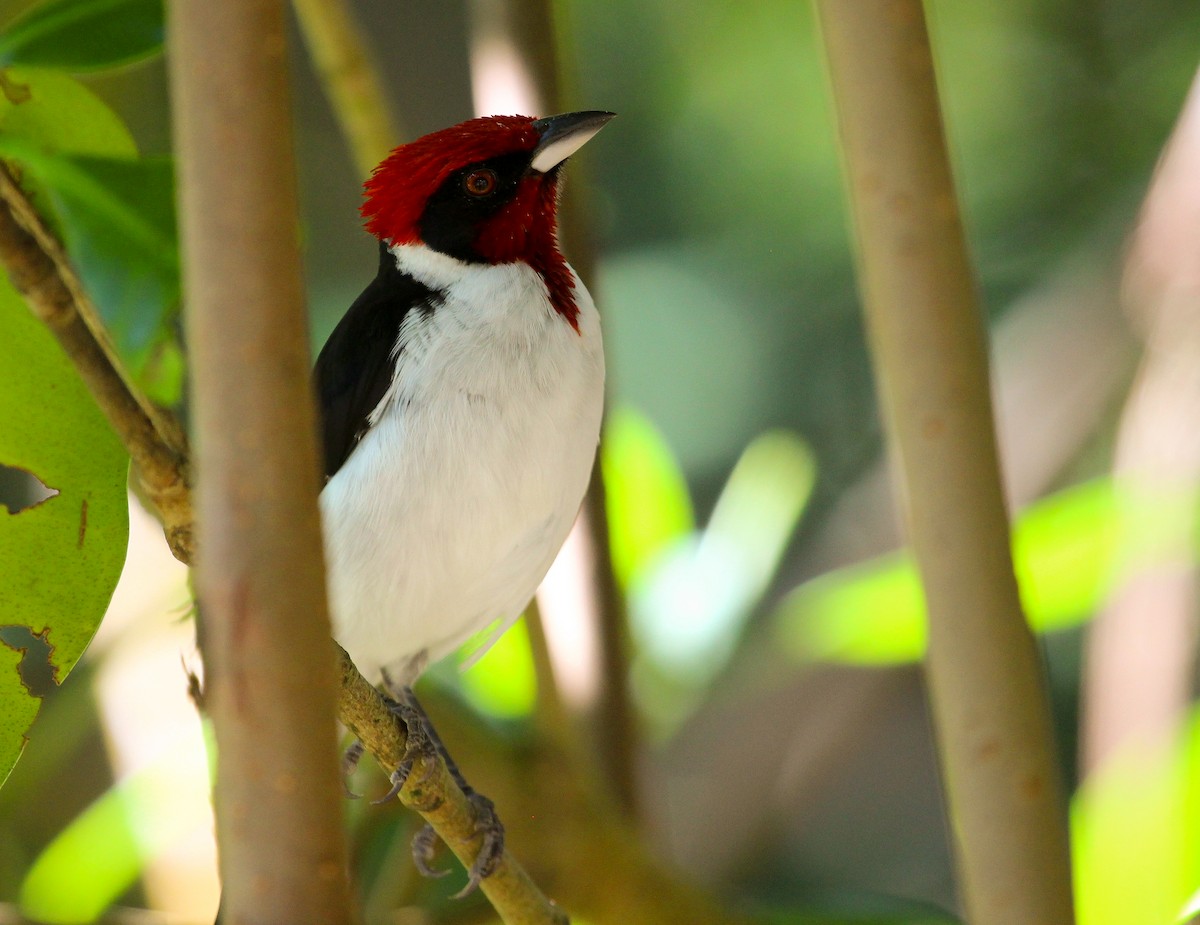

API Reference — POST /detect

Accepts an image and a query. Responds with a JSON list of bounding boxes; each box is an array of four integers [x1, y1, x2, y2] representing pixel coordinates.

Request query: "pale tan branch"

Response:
[[336, 648, 570, 925], [168, 0, 351, 920], [816, 2, 1074, 923], [291, 0, 401, 176]]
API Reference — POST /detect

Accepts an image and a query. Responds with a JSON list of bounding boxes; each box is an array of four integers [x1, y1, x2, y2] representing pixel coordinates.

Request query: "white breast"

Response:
[[319, 244, 605, 684]]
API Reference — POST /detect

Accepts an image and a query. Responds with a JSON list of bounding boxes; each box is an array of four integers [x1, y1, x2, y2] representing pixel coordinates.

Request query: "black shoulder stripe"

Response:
[[314, 241, 442, 480]]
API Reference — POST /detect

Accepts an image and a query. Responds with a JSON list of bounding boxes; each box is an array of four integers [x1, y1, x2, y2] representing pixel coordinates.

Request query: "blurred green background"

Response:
[[3, 0, 1200, 922]]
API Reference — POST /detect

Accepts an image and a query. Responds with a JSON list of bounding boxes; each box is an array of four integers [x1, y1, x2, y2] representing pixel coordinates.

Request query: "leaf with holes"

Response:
[[0, 267, 129, 789]]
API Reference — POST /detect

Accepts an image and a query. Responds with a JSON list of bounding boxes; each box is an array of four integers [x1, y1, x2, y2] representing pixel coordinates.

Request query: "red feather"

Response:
[[361, 114, 579, 330]]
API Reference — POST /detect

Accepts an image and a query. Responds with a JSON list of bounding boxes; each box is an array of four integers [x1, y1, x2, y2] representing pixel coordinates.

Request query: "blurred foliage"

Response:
[[625, 423, 815, 735], [456, 614, 536, 720], [602, 404, 695, 590], [0, 0, 162, 71], [20, 754, 180, 923], [755, 893, 960, 924], [775, 480, 1120, 664], [2, 0, 1200, 922], [1073, 708, 1200, 925]]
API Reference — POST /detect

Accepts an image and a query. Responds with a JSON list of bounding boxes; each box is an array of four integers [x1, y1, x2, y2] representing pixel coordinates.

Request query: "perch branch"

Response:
[[336, 649, 569, 925]]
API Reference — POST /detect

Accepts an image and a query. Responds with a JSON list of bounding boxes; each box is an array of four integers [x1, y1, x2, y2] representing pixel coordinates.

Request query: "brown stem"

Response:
[[815, 2, 1075, 923], [290, 0, 401, 177], [167, 0, 351, 922], [0, 163, 193, 562], [1082, 67, 1200, 774]]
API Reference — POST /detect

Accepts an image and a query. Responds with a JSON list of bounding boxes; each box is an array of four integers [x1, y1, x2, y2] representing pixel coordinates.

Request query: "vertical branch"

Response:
[[1082, 68, 1200, 774], [815, 3, 1074, 924], [466, 0, 639, 819], [291, 0, 402, 177], [167, 1, 351, 923], [578, 484, 639, 818]]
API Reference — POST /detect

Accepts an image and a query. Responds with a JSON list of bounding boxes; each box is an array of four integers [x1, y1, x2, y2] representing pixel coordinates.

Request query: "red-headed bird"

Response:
[[314, 111, 613, 890]]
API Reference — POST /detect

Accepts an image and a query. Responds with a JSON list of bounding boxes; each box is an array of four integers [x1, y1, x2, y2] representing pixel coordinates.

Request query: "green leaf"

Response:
[[0, 66, 136, 159], [21, 150, 178, 359], [0, 639, 40, 786], [1073, 710, 1200, 925], [0, 68, 181, 398], [602, 405, 694, 589], [775, 479, 1118, 664], [0, 0, 163, 72], [0, 268, 129, 788], [0, 142, 180, 388]]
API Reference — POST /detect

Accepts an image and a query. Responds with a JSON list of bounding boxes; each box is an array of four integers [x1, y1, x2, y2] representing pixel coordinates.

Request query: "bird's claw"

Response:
[[372, 697, 439, 805], [451, 789, 505, 898], [341, 740, 365, 799], [369, 685, 505, 896], [411, 823, 449, 879], [405, 790, 505, 897]]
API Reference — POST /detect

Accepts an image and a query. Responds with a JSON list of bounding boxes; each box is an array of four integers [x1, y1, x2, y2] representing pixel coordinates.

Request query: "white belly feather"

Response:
[[319, 247, 604, 684]]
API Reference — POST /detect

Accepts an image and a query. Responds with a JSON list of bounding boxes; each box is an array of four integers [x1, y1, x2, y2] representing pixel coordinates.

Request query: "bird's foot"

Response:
[[341, 739, 365, 798], [409, 787, 505, 898], [455, 788, 505, 897], [372, 696, 440, 805], [372, 680, 506, 895]]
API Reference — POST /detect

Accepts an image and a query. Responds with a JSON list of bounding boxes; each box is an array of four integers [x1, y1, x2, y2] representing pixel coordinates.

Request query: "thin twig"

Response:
[[0, 163, 192, 562], [336, 648, 569, 925], [816, 2, 1074, 923], [291, 0, 401, 177]]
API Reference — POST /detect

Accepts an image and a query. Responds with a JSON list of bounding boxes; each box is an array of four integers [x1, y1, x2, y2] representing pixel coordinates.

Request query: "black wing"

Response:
[[314, 241, 441, 480]]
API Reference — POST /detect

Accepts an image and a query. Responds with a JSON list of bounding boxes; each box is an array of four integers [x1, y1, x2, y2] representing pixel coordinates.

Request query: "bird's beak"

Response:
[[530, 110, 616, 174]]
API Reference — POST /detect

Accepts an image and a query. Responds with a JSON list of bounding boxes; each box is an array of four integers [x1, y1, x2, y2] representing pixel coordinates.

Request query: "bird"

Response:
[[313, 111, 613, 889]]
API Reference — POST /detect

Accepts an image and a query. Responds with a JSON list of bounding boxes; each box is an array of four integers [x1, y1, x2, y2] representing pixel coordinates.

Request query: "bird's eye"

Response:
[[463, 169, 498, 197]]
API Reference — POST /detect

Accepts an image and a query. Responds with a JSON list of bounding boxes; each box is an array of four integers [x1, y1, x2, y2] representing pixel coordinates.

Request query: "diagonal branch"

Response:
[[291, 0, 401, 178], [0, 157, 567, 925], [335, 648, 568, 924], [0, 162, 193, 561]]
